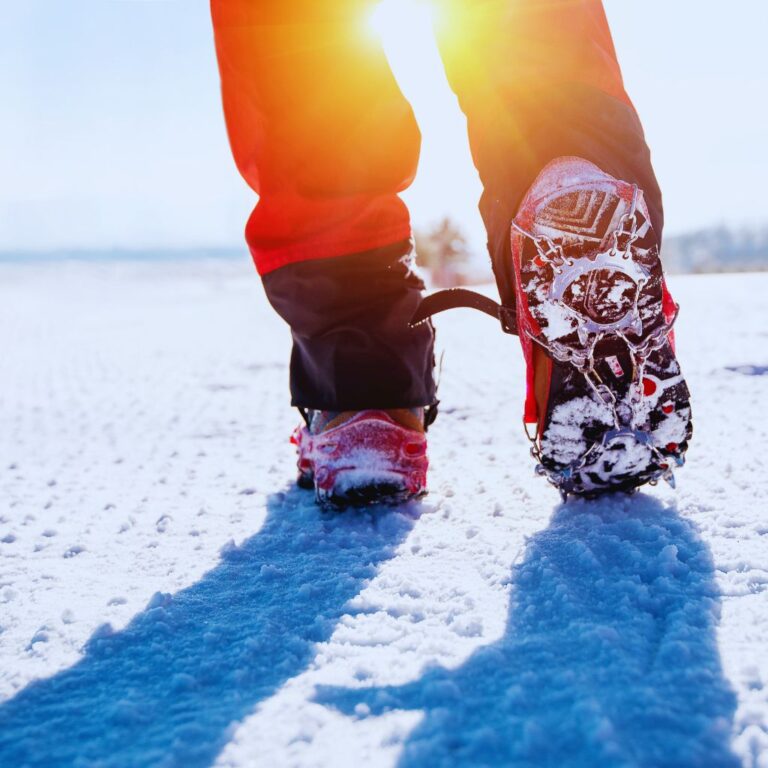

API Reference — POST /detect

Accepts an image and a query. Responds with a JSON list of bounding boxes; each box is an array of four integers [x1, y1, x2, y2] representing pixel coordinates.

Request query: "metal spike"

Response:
[[662, 469, 676, 489]]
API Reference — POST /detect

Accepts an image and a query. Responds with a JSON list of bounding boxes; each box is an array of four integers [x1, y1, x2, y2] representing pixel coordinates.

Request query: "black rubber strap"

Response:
[[410, 288, 518, 336]]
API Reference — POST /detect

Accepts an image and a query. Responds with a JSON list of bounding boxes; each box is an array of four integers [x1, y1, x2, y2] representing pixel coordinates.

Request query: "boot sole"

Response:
[[299, 468, 425, 509], [293, 413, 428, 509], [513, 160, 692, 496]]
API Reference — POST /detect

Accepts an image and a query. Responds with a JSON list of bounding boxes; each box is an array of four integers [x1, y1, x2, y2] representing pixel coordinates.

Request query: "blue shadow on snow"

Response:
[[317, 494, 739, 767], [0, 486, 420, 767], [725, 364, 768, 377]]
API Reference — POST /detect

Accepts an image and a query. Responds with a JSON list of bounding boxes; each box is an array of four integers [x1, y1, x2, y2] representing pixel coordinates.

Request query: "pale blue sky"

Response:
[[1, 1, 766, 252]]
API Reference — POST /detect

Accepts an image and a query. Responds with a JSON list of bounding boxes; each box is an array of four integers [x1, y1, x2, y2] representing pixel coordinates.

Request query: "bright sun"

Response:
[[368, 0, 437, 49], [366, 0, 442, 103]]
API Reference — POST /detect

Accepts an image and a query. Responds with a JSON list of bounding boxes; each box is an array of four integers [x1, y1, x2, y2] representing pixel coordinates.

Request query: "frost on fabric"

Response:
[[542, 396, 614, 464], [605, 280, 632, 306], [543, 379, 690, 473], [333, 470, 407, 494], [315, 448, 395, 475], [537, 297, 576, 340], [652, 408, 692, 447], [317, 495, 739, 767]]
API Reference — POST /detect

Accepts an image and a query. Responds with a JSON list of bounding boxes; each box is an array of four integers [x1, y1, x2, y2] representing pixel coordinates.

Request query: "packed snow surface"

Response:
[[0, 261, 766, 767]]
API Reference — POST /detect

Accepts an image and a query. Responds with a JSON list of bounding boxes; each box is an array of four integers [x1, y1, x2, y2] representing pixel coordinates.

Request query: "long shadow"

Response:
[[318, 494, 739, 767], [0, 487, 419, 767]]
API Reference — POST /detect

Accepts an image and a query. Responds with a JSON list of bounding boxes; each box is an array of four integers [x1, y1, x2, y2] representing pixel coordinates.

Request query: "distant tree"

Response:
[[662, 225, 768, 274], [414, 217, 473, 287]]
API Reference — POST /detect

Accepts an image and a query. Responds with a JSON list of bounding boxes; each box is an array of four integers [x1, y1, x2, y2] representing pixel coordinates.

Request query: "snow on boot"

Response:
[[291, 409, 428, 509], [511, 156, 692, 498]]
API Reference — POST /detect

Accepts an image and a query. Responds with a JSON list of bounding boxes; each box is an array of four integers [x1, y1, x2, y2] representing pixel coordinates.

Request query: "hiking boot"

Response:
[[511, 156, 692, 497], [291, 409, 429, 508]]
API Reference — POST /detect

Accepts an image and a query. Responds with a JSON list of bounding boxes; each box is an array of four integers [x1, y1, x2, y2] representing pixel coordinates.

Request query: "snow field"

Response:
[[0, 261, 766, 766]]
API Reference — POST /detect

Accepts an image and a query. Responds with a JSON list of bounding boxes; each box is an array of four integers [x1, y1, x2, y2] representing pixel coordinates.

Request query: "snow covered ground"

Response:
[[0, 259, 766, 767]]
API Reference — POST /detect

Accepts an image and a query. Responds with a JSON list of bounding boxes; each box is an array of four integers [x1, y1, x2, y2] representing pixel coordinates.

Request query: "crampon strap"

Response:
[[410, 288, 518, 336]]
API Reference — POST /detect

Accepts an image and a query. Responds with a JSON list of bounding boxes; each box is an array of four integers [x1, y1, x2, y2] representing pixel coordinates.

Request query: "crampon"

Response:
[[412, 157, 692, 500]]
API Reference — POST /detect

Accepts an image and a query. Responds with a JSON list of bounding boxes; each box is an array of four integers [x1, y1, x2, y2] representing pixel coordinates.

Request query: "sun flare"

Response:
[[366, 0, 445, 104], [368, 0, 437, 42]]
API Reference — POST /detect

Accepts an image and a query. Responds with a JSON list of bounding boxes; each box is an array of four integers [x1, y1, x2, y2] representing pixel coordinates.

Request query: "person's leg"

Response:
[[435, 0, 662, 300], [210, 0, 436, 412], [434, 0, 691, 496], [263, 243, 436, 411], [212, 0, 418, 272], [211, 1, 437, 506]]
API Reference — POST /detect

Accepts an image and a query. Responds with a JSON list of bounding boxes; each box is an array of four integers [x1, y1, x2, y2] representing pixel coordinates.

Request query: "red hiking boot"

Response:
[[291, 409, 429, 508], [511, 157, 692, 498]]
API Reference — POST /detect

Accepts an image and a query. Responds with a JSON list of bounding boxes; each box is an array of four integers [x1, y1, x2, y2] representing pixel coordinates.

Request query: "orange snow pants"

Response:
[[210, 0, 660, 277]]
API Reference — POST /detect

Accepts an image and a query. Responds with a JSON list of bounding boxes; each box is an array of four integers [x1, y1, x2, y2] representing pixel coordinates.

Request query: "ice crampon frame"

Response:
[[413, 164, 692, 501], [515, 183, 689, 500]]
